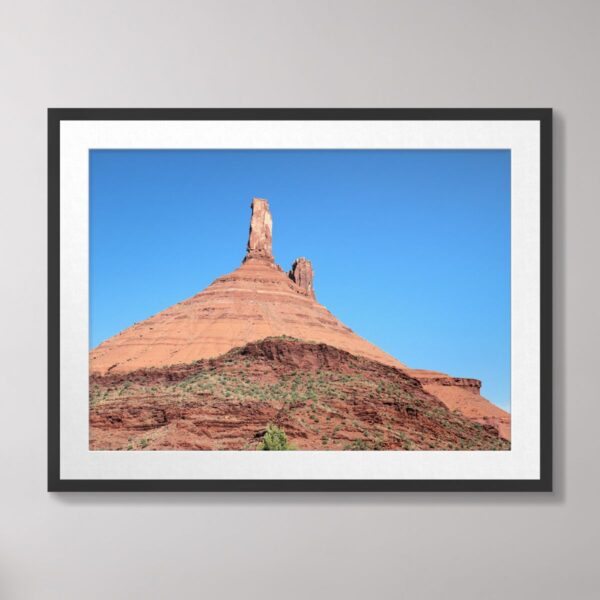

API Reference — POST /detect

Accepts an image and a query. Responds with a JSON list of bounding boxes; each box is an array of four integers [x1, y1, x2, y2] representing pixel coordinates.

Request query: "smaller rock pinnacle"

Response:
[[289, 257, 315, 299], [245, 198, 273, 262]]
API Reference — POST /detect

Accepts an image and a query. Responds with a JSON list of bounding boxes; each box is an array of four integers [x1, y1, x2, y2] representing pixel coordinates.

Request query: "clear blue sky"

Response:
[[90, 149, 511, 411]]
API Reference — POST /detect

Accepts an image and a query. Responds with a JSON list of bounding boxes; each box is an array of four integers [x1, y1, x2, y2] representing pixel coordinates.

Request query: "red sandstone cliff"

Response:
[[408, 369, 511, 440]]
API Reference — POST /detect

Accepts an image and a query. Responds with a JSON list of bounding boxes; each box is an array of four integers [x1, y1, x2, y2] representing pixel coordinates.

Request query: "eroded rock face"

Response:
[[407, 369, 511, 440], [89, 338, 510, 450], [245, 197, 273, 262], [289, 257, 315, 298]]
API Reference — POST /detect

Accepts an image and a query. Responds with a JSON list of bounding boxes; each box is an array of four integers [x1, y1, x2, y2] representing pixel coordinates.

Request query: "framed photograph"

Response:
[[48, 108, 552, 491]]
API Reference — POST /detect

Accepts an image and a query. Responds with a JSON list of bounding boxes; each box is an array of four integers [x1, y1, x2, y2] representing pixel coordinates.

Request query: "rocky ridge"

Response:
[[90, 337, 509, 451]]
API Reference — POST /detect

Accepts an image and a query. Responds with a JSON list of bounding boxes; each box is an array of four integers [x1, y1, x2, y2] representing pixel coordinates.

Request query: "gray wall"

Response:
[[1, 1, 597, 598]]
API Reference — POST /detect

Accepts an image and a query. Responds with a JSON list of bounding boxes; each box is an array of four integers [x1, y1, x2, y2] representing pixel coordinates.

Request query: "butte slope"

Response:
[[90, 198, 404, 375]]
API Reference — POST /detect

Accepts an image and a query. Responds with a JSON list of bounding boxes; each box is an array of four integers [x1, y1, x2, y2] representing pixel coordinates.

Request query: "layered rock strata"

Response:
[[90, 196, 511, 440], [90, 338, 510, 451]]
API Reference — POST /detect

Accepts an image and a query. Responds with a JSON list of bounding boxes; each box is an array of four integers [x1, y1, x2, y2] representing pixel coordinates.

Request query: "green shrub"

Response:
[[344, 439, 368, 451], [258, 424, 293, 451]]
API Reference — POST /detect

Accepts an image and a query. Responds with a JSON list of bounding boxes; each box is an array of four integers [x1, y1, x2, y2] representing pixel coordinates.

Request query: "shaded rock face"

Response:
[[244, 197, 273, 262], [289, 257, 315, 299], [89, 338, 510, 451], [408, 369, 511, 440]]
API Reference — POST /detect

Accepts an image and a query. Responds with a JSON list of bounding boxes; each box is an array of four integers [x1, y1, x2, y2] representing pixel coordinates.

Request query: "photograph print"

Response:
[[89, 150, 510, 452]]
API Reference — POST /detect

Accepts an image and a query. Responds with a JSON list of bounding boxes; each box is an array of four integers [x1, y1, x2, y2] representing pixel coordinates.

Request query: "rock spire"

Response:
[[289, 258, 315, 299], [245, 197, 273, 262]]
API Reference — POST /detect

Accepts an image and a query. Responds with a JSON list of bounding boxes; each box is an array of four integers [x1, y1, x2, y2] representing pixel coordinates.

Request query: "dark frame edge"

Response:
[[49, 478, 552, 492], [46, 107, 552, 122], [539, 108, 553, 491], [48, 108, 553, 492], [48, 109, 61, 491]]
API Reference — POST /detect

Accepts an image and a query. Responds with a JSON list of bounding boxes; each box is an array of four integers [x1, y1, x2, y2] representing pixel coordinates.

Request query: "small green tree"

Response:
[[259, 424, 292, 451]]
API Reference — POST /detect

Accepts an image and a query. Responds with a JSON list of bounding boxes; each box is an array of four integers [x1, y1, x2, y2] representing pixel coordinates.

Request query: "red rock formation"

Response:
[[408, 369, 511, 440], [244, 197, 273, 262], [89, 196, 511, 440], [90, 256, 404, 373], [90, 199, 404, 373], [89, 338, 510, 451], [289, 257, 315, 299]]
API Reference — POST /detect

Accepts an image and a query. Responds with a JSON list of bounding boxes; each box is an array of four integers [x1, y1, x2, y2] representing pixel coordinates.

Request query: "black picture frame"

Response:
[[48, 108, 552, 492]]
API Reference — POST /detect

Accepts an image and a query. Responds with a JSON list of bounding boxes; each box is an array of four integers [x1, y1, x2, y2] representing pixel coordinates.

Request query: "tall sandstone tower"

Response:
[[245, 198, 273, 262]]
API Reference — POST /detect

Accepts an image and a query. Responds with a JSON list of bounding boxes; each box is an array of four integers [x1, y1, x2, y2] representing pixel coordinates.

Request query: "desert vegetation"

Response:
[[89, 337, 510, 452]]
